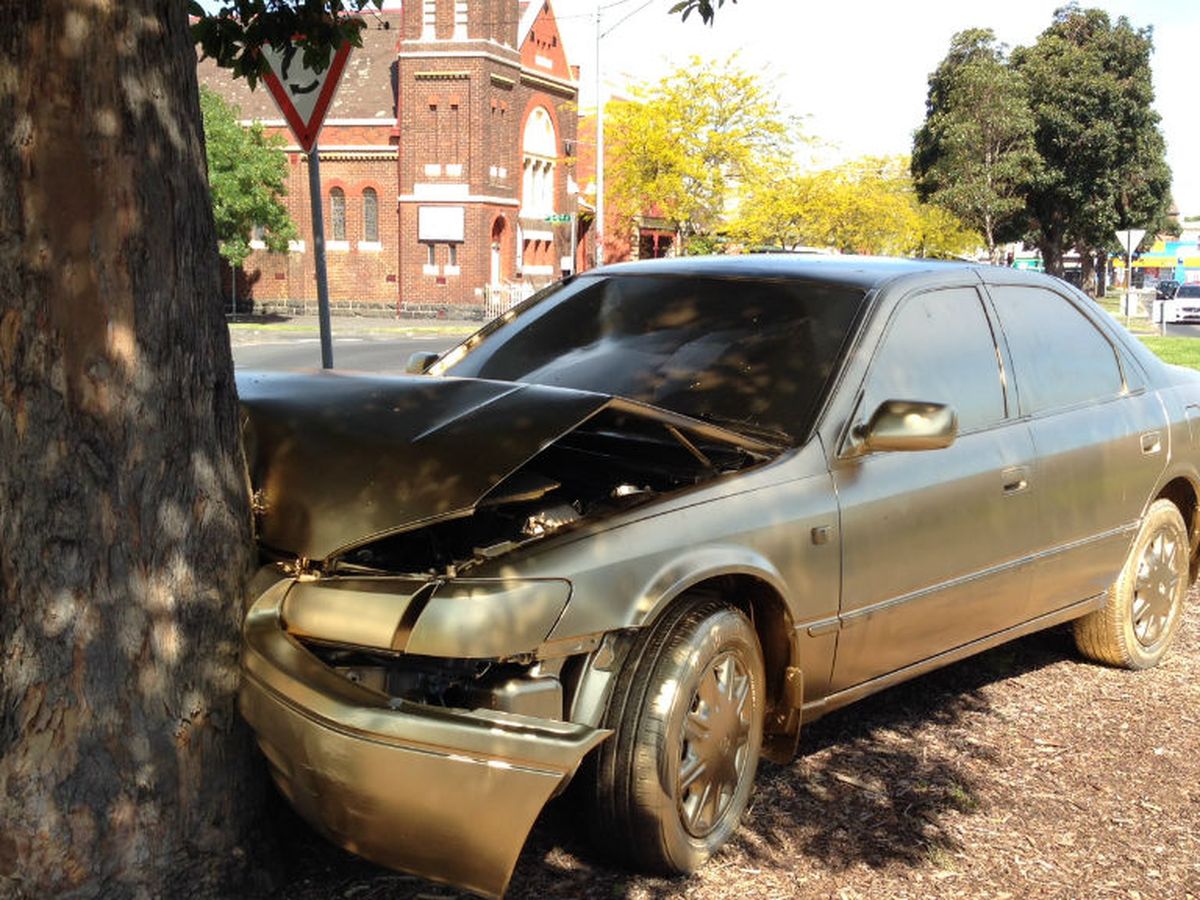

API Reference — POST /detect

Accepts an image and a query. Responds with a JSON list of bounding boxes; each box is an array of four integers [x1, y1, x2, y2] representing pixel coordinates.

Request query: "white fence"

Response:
[[482, 282, 534, 321]]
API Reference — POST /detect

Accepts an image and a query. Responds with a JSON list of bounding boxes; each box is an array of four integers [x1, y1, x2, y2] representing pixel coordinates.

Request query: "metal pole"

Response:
[[1125, 231, 1132, 326], [594, 3, 604, 268], [569, 211, 578, 276], [308, 145, 334, 369]]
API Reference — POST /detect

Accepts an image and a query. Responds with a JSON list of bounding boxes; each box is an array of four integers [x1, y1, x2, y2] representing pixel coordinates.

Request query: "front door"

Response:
[[829, 285, 1042, 692]]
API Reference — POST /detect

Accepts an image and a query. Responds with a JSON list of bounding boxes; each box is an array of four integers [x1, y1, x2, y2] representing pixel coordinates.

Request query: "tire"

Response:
[[590, 595, 765, 874], [1074, 498, 1189, 669]]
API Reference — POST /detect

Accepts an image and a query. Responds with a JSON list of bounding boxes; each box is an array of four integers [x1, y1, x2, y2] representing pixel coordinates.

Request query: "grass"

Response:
[[1139, 336, 1200, 370]]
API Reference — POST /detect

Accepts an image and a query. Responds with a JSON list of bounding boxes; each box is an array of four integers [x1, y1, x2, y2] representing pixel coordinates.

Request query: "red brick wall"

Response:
[[233, 150, 401, 316]]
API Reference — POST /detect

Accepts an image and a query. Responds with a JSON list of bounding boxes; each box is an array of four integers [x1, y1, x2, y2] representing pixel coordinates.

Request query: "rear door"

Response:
[[984, 283, 1169, 613], [829, 284, 1042, 692]]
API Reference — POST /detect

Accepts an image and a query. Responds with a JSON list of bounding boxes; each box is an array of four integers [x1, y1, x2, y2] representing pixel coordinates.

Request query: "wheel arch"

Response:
[[1154, 475, 1200, 581]]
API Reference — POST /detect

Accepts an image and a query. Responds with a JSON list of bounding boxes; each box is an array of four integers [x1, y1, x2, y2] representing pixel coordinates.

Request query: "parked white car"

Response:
[[1164, 284, 1200, 323]]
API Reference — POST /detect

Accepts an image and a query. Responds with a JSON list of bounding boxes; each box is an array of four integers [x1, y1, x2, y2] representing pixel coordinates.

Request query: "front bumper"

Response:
[[239, 580, 609, 898]]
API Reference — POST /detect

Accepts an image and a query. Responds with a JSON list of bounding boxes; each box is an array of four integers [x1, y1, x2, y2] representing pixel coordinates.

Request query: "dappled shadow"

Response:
[[268, 626, 1080, 899]]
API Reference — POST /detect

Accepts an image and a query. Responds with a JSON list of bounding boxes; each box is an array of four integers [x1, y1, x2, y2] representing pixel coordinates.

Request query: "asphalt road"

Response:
[[1163, 323, 1200, 338], [232, 335, 461, 372]]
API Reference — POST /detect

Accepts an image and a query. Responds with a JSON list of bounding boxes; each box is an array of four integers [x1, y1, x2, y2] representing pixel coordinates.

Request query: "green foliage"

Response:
[[730, 156, 981, 258], [912, 29, 1039, 260], [606, 56, 793, 250], [191, 0, 382, 88], [1013, 5, 1171, 272], [200, 86, 297, 268]]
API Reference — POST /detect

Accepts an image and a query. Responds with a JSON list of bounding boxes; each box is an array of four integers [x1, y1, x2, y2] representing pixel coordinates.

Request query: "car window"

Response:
[[865, 287, 1006, 433], [989, 286, 1124, 415], [1177, 285, 1200, 298], [440, 274, 868, 438]]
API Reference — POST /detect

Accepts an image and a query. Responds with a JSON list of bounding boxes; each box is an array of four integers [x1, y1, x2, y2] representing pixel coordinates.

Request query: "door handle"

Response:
[[1141, 431, 1162, 455], [1001, 465, 1029, 495]]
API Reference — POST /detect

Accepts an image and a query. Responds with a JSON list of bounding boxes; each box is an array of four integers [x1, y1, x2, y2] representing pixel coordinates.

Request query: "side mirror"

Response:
[[405, 350, 441, 375], [852, 399, 958, 453]]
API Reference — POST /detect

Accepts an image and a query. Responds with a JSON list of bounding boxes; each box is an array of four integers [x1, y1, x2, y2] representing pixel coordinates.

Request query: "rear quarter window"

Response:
[[989, 285, 1124, 415]]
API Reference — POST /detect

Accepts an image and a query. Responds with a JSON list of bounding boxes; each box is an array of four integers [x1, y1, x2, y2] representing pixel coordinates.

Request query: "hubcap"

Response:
[[1132, 527, 1182, 647], [677, 651, 753, 838]]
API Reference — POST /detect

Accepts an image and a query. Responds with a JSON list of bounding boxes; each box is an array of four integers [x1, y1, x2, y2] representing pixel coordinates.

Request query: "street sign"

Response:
[[261, 41, 352, 153], [543, 214, 572, 223], [1114, 229, 1146, 254]]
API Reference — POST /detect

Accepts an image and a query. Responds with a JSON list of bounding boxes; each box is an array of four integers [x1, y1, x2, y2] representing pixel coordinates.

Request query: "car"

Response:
[[236, 256, 1200, 898], [1157, 279, 1180, 300], [1165, 283, 1200, 323]]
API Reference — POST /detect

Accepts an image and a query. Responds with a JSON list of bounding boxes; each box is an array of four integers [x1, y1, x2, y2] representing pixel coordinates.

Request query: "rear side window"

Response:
[[989, 286, 1124, 415], [1177, 285, 1200, 298], [865, 287, 1006, 433]]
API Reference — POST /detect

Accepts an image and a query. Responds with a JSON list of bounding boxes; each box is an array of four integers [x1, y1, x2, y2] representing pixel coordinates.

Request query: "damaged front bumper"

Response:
[[239, 579, 610, 898]]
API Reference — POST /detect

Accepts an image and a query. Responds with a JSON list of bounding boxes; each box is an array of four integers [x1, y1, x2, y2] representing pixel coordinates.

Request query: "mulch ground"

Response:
[[275, 594, 1200, 900]]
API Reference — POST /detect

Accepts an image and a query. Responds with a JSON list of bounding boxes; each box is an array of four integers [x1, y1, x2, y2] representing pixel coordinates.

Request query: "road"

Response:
[[1163, 323, 1200, 338], [232, 335, 461, 372]]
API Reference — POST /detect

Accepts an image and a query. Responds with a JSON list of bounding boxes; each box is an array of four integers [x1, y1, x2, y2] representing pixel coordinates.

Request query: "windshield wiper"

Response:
[[691, 412, 793, 447]]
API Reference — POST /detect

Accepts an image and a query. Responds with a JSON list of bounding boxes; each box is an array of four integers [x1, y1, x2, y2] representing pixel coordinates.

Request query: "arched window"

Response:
[[362, 188, 378, 243], [330, 187, 346, 241], [521, 107, 556, 216]]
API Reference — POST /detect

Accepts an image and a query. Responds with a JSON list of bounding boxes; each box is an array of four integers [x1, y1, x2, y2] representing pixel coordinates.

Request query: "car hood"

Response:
[[237, 370, 783, 563]]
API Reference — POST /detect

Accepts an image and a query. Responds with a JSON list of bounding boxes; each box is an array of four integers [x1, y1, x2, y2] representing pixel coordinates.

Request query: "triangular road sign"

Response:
[[261, 41, 352, 153]]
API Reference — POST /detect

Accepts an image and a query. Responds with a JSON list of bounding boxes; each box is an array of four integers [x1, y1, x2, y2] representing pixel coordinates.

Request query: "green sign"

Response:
[[543, 214, 572, 223]]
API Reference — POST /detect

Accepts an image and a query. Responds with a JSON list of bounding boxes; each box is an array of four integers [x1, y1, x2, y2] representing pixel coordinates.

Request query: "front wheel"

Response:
[[590, 595, 765, 874], [1074, 498, 1189, 669]]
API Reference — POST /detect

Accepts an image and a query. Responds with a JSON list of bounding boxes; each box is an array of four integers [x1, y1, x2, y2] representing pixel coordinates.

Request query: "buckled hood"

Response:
[[237, 371, 614, 561]]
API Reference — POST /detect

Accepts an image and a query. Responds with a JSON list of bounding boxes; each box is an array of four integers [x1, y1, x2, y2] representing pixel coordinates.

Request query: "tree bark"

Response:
[[0, 2, 260, 896]]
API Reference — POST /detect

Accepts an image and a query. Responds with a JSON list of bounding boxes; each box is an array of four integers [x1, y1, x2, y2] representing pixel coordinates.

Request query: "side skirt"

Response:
[[800, 593, 1106, 725]]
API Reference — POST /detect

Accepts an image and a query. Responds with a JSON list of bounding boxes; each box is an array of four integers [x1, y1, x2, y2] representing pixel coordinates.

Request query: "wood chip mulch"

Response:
[[276, 594, 1200, 900]]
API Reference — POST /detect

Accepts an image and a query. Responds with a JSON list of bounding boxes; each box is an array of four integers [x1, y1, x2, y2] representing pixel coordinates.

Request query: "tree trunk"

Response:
[[1038, 232, 1065, 277], [1079, 247, 1098, 296], [0, 2, 260, 896]]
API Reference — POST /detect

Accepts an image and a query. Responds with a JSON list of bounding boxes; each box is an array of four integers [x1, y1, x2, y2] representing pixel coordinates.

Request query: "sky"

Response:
[[536, 0, 1199, 216]]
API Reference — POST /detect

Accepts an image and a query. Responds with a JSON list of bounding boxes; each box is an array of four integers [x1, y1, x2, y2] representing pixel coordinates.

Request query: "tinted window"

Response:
[[865, 287, 1005, 433], [441, 274, 867, 438], [1176, 285, 1200, 298], [989, 286, 1123, 414]]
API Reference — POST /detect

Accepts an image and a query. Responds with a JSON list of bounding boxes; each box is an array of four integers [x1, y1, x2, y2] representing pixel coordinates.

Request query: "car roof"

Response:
[[588, 254, 980, 292]]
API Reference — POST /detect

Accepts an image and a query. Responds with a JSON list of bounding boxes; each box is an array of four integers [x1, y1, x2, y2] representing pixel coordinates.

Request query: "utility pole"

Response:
[[594, 3, 605, 268]]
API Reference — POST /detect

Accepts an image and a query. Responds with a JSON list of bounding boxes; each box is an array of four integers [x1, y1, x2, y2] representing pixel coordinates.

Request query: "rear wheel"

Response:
[[1074, 499, 1189, 669], [590, 595, 765, 873]]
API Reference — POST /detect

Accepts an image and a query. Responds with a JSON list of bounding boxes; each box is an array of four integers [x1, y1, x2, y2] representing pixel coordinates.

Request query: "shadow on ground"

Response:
[[271, 626, 1079, 899]]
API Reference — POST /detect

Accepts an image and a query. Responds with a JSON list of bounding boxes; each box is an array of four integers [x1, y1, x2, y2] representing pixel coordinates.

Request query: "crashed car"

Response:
[[237, 256, 1200, 897]]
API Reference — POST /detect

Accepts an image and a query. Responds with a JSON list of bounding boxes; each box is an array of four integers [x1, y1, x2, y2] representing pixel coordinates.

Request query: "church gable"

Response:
[[519, 1, 573, 82]]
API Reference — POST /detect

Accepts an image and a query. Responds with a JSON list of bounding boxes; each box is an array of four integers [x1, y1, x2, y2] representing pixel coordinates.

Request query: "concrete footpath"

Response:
[[226, 314, 478, 346]]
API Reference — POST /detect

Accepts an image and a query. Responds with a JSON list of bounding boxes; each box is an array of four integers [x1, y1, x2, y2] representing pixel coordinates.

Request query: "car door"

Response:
[[828, 284, 1042, 692], [985, 283, 1169, 614]]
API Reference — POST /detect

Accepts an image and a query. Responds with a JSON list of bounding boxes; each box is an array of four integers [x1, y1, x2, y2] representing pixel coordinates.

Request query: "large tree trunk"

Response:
[[0, 2, 260, 896]]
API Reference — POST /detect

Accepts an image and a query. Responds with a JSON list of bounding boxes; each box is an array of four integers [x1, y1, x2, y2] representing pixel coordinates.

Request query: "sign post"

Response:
[[1115, 227, 1147, 323], [261, 41, 353, 369]]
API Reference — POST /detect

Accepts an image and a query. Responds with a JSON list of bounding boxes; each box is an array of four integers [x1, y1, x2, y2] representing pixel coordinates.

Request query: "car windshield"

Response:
[[438, 273, 867, 439], [1176, 285, 1200, 298]]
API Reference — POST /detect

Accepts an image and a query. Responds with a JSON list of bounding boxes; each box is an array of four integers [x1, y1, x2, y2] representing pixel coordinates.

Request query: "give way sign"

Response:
[[261, 41, 352, 153]]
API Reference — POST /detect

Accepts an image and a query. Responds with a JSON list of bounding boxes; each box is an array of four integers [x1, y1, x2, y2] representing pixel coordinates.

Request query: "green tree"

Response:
[[1, 3, 376, 896], [200, 86, 296, 273], [912, 28, 1039, 263], [606, 56, 792, 253], [1013, 5, 1172, 278]]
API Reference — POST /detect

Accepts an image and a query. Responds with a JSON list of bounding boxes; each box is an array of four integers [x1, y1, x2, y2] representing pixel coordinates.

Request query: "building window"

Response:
[[521, 107, 557, 217], [422, 0, 436, 38], [448, 243, 458, 266], [454, 0, 468, 39], [426, 243, 436, 266], [362, 188, 378, 243], [330, 187, 346, 241]]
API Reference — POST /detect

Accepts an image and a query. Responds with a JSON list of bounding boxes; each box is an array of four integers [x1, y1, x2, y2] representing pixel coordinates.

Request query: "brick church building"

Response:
[[198, 1, 586, 317]]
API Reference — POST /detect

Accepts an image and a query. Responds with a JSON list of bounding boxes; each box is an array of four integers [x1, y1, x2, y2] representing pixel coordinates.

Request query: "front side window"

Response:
[[441, 274, 867, 438], [330, 187, 346, 241], [865, 287, 1006, 433], [989, 286, 1123, 415], [362, 188, 378, 243]]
